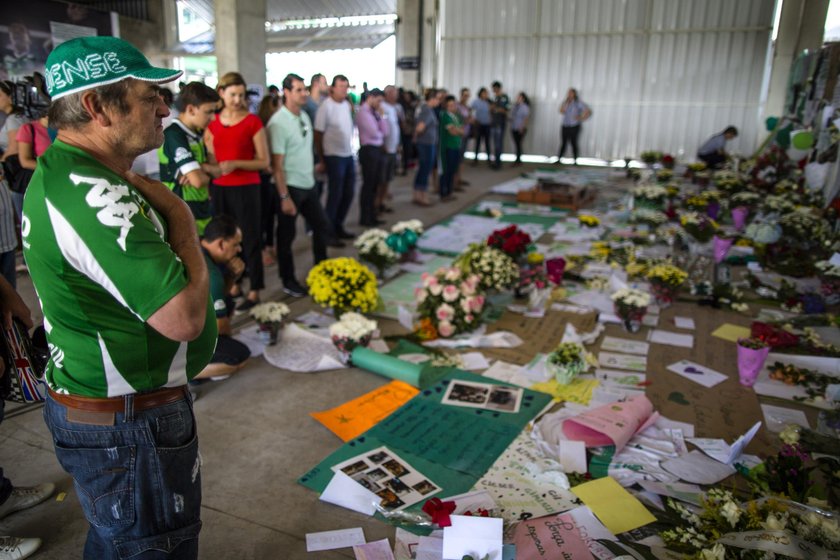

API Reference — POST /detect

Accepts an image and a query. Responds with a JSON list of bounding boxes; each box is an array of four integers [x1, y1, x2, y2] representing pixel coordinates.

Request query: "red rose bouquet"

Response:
[[487, 225, 532, 260]]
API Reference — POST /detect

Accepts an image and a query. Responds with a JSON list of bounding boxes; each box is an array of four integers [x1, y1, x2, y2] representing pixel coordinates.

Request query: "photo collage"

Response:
[[441, 380, 523, 414]]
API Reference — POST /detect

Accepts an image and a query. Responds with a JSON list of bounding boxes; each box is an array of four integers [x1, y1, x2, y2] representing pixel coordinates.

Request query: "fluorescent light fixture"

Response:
[[267, 13, 397, 33]]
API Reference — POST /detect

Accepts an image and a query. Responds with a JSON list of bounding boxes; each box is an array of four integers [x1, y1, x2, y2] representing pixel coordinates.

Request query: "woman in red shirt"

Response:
[[206, 72, 270, 309]]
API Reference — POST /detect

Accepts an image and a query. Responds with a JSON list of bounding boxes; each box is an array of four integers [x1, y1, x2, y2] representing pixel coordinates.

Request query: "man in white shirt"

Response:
[[314, 75, 355, 244], [377, 85, 401, 215]]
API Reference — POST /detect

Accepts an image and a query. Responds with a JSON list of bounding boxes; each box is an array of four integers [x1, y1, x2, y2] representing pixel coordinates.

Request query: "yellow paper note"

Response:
[[530, 378, 599, 404], [711, 323, 751, 343], [571, 476, 656, 534], [310, 380, 419, 441]]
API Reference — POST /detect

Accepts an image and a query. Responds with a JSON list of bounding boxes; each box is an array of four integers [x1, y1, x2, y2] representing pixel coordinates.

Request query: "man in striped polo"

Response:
[[22, 36, 216, 559]]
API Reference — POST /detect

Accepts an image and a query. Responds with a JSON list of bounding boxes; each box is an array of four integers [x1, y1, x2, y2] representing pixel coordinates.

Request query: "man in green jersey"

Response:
[[22, 36, 216, 559], [158, 82, 221, 235]]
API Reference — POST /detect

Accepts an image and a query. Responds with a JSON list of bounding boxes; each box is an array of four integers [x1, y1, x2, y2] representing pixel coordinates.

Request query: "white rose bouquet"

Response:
[[354, 228, 399, 276]]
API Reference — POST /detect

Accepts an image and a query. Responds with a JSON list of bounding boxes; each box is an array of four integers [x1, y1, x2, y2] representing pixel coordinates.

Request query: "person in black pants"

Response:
[[470, 87, 492, 166], [558, 88, 591, 164], [510, 92, 531, 166], [489, 81, 510, 169], [267, 74, 332, 297], [356, 89, 388, 226]]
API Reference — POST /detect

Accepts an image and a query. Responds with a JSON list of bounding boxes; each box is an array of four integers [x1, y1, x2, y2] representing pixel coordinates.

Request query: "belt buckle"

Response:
[[66, 408, 116, 426]]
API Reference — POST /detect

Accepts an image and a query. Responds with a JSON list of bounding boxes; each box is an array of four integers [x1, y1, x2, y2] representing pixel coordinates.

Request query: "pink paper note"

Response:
[[562, 395, 657, 451], [514, 513, 592, 560]]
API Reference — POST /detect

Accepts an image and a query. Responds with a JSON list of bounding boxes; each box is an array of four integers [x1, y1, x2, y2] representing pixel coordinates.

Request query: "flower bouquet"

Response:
[[816, 260, 840, 305], [250, 301, 291, 345], [486, 225, 532, 261], [517, 253, 550, 296], [713, 234, 734, 264], [646, 263, 688, 308], [639, 150, 662, 166], [389, 219, 424, 262], [354, 228, 399, 278], [329, 312, 377, 365], [660, 153, 675, 169], [684, 161, 706, 179], [630, 208, 669, 229], [610, 288, 651, 333], [737, 337, 770, 387], [656, 168, 674, 183], [680, 211, 718, 243], [731, 205, 749, 231], [632, 184, 668, 210], [306, 257, 379, 316], [578, 214, 600, 228], [453, 243, 519, 292], [712, 169, 743, 192], [415, 267, 485, 339], [546, 342, 587, 385]]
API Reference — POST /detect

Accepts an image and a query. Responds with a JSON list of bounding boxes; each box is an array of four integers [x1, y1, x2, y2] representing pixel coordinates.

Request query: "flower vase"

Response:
[[259, 322, 281, 345], [401, 248, 418, 264], [331, 334, 373, 365], [651, 284, 676, 309], [713, 236, 734, 264], [546, 359, 585, 385], [731, 206, 748, 231], [737, 343, 770, 387]]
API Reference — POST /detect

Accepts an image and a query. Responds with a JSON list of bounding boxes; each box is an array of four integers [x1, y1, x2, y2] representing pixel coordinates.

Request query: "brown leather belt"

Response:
[[48, 386, 189, 414]]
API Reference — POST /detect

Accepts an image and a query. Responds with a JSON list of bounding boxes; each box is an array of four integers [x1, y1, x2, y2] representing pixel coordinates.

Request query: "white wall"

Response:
[[438, 0, 775, 161]]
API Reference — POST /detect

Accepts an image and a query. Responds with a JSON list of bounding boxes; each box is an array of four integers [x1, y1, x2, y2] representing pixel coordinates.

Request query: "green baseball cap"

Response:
[[45, 36, 182, 100]]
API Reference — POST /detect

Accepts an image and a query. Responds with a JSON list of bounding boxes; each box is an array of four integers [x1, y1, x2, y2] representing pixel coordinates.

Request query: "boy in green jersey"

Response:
[[159, 82, 221, 234]]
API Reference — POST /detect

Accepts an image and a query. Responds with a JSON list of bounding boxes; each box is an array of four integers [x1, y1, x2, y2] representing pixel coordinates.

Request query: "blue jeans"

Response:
[[324, 156, 355, 235], [413, 143, 436, 192], [440, 148, 461, 198], [44, 392, 202, 559], [491, 122, 506, 166]]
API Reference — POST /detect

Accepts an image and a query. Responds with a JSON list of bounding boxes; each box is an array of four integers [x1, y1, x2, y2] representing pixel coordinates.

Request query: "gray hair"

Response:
[[48, 80, 132, 131]]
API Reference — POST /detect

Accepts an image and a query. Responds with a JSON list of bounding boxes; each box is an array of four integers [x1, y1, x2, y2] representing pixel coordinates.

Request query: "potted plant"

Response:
[[354, 228, 399, 279], [646, 263, 688, 308], [546, 342, 587, 385], [610, 288, 651, 333], [329, 312, 378, 364], [250, 302, 291, 345], [306, 257, 379, 316]]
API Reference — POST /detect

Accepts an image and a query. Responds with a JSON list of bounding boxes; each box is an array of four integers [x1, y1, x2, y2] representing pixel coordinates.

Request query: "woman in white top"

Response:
[[0, 81, 25, 162]]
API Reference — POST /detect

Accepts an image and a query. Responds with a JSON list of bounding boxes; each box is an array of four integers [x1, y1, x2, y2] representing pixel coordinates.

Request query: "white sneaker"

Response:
[[0, 484, 55, 520], [0, 537, 41, 560]]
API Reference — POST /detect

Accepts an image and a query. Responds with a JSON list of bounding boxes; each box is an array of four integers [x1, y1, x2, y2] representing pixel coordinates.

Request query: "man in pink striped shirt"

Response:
[[356, 88, 389, 227]]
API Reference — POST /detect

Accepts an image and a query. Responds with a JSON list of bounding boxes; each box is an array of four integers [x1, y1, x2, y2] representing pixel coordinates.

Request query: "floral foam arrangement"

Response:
[[306, 257, 379, 315], [415, 267, 485, 339], [453, 243, 519, 292], [329, 312, 378, 363]]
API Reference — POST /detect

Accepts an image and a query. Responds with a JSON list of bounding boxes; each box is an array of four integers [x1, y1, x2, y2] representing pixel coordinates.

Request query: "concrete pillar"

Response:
[[763, 0, 829, 122], [396, 0, 437, 91], [214, 0, 267, 87]]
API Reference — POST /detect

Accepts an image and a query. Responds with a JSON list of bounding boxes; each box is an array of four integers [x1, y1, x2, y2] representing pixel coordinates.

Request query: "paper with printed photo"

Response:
[[442, 380, 523, 414], [666, 360, 728, 388]]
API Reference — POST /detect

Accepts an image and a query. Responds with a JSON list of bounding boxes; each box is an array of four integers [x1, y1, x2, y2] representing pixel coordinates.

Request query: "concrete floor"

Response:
[[1, 158, 629, 559]]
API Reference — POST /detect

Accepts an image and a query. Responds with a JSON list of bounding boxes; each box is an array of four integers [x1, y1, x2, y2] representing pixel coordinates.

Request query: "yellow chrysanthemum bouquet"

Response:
[[306, 257, 379, 315]]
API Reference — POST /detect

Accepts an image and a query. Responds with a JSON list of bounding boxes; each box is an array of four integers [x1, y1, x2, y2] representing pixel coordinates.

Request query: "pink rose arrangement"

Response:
[[415, 266, 486, 339]]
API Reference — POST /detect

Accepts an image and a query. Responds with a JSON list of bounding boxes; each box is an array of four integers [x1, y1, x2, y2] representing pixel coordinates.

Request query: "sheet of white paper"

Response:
[[661, 450, 737, 484], [638, 481, 704, 506], [353, 538, 396, 560], [442, 516, 503, 560], [598, 352, 647, 372], [397, 353, 431, 364], [398, 305, 415, 331], [416, 536, 444, 560], [368, 339, 390, 353], [656, 416, 695, 438], [760, 404, 810, 433], [424, 331, 522, 349], [673, 317, 696, 330], [461, 352, 490, 371], [600, 336, 650, 355], [594, 369, 647, 389], [666, 360, 728, 388], [395, 528, 444, 560], [263, 323, 344, 372], [233, 324, 267, 358], [557, 440, 588, 473], [551, 302, 592, 314], [295, 310, 335, 328], [481, 360, 533, 388], [319, 471, 379, 516], [687, 421, 761, 464], [648, 330, 694, 348], [306, 528, 366, 552]]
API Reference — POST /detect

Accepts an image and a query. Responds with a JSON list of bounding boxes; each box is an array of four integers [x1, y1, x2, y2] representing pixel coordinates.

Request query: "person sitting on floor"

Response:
[[195, 215, 251, 380], [697, 126, 738, 168]]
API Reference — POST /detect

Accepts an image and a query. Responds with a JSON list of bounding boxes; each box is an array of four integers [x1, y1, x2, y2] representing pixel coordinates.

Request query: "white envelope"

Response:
[[319, 471, 379, 516]]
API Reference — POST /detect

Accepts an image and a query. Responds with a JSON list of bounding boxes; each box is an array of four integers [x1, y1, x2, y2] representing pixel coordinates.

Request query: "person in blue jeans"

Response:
[[412, 89, 440, 206], [0, 275, 54, 560], [490, 81, 510, 170]]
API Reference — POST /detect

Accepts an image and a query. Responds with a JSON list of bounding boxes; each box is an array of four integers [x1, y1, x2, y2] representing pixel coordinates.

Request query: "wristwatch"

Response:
[[279, 193, 290, 200]]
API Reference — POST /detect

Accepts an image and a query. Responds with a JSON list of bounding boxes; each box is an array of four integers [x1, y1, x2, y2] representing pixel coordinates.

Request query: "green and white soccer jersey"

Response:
[[22, 140, 217, 398], [158, 120, 211, 234]]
